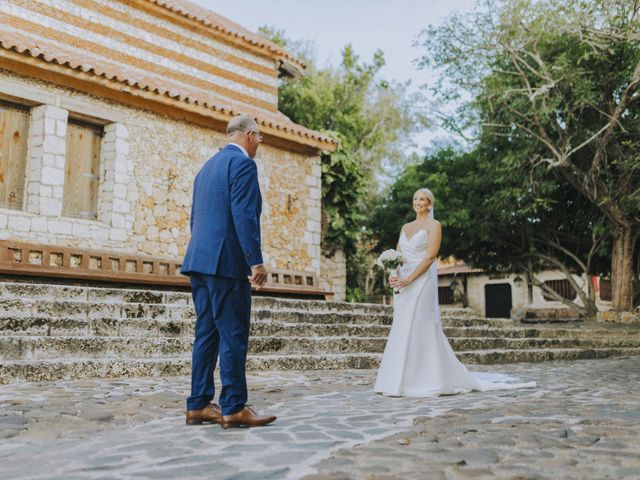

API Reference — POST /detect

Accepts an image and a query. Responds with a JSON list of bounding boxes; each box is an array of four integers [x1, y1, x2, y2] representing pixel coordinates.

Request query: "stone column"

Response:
[[98, 123, 132, 242], [25, 105, 68, 217], [305, 161, 322, 275], [322, 248, 347, 302]]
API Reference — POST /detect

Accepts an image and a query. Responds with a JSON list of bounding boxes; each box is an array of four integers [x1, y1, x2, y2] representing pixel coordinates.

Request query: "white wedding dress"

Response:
[[374, 228, 536, 397]]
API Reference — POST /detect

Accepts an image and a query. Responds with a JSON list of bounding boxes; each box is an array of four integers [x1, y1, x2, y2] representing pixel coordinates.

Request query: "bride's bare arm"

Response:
[[389, 226, 405, 283], [394, 221, 441, 289]]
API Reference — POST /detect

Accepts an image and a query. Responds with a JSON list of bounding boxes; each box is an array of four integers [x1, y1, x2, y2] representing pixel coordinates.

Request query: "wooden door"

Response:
[[0, 103, 29, 210], [64, 120, 102, 218], [485, 283, 512, 318]]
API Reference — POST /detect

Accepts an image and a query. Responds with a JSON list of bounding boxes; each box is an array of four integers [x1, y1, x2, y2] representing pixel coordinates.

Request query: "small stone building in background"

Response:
[[437, 261, 614, 320], [0, 0, 346, 299]]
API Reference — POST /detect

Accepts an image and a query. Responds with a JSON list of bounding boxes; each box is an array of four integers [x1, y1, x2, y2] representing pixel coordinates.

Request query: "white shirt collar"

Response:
[[227, 142, 249, 157]]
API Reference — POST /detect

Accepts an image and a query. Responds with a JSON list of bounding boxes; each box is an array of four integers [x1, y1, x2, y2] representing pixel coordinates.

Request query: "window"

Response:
[[64, 119, 102, 219], [0, 102, 30, 210], [600, 279, 612, 302], [438, 286, 455, 305], [542, 279, 577, 301]]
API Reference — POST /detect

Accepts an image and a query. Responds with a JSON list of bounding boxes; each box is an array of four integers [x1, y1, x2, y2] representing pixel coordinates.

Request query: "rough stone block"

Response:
[[597, 311, 640, 325], [43, 136, 66, 155], [89, 226, 110, 241], [39, 185, 52, 198], [113, 123, 129, 138], [56, 120, 67, 137], [72, 222, 91, 238], [30, 216, 47, 233], [39, 199, 62, 217], [48, 220, 72, 235], [45, 105, 69, 121], [44, 118, 55, 135], [54, 155, 66, 170], [112, 199, 130, 214], [113, 183, 127, 199], [111, 213, 125, 229], [29, 119, 44, 137], [41, 166, 65, 186], [109, 228, 127, 241], [309, 187, 322, 200], [115, 139, 129, 155], [41, 153, 56, 167], [8, 215, 30, 232]]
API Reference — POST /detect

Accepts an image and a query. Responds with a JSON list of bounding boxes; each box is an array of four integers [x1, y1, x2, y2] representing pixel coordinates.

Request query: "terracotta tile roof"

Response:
[[149, 0, 306, 70], [438, 265, 484, 276], [0, 28, 335, 147]]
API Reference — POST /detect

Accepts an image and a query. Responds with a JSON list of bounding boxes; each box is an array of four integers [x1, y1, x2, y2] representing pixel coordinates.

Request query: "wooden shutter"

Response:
[[64, 120, 102, 219], [0, 102, 30, 210]]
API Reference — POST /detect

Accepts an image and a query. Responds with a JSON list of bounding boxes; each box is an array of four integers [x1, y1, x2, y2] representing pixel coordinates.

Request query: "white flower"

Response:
[[376, 249, 406, 270]]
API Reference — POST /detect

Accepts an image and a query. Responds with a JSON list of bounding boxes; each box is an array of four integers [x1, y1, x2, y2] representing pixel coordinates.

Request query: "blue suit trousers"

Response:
[[186, 273, 251, 416]]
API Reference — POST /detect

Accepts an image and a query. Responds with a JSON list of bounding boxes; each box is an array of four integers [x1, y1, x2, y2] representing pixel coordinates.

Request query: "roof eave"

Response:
[[0, 49, 337, 153]]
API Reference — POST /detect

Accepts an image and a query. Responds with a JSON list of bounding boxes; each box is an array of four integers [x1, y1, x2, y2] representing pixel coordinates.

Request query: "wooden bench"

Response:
[[0, 240, 332, 300]]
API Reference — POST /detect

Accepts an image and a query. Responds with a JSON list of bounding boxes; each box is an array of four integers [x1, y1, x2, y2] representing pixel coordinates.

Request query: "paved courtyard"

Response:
[[0, 357, 639, 479]]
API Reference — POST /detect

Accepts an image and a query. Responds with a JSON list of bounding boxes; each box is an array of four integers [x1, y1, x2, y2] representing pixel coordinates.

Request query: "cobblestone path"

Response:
[[1, 357, 638, 479]]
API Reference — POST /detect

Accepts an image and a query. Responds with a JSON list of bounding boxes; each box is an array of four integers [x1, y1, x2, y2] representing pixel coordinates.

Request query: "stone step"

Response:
[[0, 282, 397, 314], [3, 348, 640, 384], [0, 336, 390, 360], [444, 325, 640, 339], [3, 333, 639, 362], [456, 348, 640, 364], [0, 354, 384, 383], [0, 282, 190, 305], [449, 336, 640, 350], [0, 298, 497, 328], [2, 315, 636, 345], [0, 315, 387, 338], [2, 281, 494, 319]]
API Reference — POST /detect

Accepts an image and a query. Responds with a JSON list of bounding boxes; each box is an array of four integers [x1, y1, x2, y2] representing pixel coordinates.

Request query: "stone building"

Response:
[[437, 261, 614, 319], [0, 0, 346, 299]]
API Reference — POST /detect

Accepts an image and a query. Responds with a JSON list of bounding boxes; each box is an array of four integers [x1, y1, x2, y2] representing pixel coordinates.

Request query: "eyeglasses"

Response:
[[249, 130, 263, 143]]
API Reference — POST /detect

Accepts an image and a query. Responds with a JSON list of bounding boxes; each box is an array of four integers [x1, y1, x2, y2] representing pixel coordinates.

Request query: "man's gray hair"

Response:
[[227, 114, 258, 136]]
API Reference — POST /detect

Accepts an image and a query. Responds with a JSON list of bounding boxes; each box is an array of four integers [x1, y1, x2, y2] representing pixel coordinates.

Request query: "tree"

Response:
[[259, 26, 426, 298], [418, 0, 640, 311], [372, 147, 611, 316]]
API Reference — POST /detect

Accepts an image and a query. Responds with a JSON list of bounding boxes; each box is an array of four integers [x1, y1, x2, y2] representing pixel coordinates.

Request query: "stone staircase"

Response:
[[1, 281, 639, 383]]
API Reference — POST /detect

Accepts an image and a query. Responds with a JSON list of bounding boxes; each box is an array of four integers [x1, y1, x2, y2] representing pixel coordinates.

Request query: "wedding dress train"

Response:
[[374, 229, 536, 396]]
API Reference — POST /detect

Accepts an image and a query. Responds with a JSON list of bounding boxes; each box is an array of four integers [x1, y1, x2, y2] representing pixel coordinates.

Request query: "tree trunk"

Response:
[[611, 227, 638, 311]]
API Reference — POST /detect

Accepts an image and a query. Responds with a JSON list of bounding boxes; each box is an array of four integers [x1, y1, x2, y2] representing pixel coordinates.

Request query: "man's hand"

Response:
[[249, 264, 268, 289]]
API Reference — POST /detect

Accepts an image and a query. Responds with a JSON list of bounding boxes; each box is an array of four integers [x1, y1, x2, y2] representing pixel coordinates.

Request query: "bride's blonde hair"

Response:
[[415, 188, 435, 210]]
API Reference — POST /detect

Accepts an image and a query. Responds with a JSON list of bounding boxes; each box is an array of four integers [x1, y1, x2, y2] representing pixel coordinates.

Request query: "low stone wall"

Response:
[[598, 311, 640, 325]]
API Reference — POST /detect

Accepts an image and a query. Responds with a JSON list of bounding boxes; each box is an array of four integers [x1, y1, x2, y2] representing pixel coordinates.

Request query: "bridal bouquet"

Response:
[[376, 249, 405, 293]]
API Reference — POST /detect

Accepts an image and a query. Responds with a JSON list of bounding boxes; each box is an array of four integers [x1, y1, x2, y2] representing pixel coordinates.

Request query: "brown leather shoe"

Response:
[[185, 403, 222, 425], [221, 406, 276, 429]]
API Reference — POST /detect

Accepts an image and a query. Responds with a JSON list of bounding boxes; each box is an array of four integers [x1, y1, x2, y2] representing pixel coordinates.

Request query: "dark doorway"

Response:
[[485, 283, 512, 318]]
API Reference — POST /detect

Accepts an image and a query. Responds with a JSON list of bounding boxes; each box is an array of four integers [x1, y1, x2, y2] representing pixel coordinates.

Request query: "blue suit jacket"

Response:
[[181, 144, 263, 280]]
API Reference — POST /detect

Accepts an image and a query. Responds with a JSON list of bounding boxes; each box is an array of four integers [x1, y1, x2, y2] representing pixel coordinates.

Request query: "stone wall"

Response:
[[0, 70, 347, 294], [321, 248, 347, 302]]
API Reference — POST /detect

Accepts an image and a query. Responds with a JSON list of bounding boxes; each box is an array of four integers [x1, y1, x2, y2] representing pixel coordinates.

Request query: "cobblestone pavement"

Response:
[[0, 357, 639, 480]]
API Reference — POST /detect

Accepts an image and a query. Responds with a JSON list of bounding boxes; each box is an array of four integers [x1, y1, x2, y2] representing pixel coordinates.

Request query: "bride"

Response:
[[374, 188, 536, 396]]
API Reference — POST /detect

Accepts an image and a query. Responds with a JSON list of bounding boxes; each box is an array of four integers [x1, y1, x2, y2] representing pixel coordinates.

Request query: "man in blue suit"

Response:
[[181, 114, 276, 429]]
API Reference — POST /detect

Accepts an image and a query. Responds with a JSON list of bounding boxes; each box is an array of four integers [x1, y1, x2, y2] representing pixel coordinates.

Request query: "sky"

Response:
[[191, 0, 476, 152]]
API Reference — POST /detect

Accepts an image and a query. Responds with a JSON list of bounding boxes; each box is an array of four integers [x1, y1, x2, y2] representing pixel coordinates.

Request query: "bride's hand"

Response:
[[392, 276, 412, 290], [389, 274, 398, 286]]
